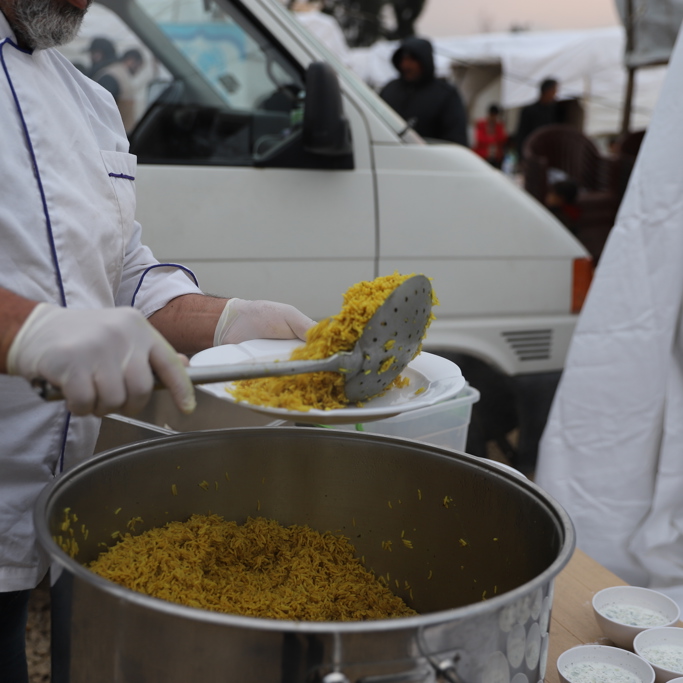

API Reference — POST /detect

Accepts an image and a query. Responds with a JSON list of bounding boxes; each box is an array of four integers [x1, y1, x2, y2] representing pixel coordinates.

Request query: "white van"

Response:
[[74, 0, 592, 473]]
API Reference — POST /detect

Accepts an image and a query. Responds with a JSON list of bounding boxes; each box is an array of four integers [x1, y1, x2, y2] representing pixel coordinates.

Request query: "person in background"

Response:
[[516, 77, 562, 160], [92, 45, 145, 133], [473, 103, 508, 168], [0, 1, 314, 680], [545, 179, 581, 235], [379, 36, 468, 146], [84, 35, 117, 77], [86, 39, 143, 132]]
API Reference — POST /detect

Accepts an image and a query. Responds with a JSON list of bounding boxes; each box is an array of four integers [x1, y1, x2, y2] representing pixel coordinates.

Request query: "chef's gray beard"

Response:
[[12, 0, 88, 50]]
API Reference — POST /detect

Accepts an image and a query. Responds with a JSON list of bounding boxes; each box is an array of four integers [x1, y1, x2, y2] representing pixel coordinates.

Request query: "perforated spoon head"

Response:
[[343, 274, 433, 403]]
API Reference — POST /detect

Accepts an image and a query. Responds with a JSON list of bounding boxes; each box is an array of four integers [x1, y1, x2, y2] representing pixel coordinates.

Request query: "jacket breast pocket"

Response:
[[100, 150, 137, 245]]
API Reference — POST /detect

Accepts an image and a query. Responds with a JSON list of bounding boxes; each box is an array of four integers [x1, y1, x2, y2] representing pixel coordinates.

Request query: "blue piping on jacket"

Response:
[[1, 38, 72, 472], [1, 39, 67, 308], [130, 263, 199, 307]]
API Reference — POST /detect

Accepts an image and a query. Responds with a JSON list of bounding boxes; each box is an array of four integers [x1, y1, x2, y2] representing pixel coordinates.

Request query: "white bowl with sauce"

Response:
[[634, 627, 683, 683], [557, 644, 655, 683], [593, 586, 681, 649]]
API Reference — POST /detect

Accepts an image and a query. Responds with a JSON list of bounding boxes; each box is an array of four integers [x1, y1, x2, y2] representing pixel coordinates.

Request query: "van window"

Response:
[[123, 0, 307, 166]]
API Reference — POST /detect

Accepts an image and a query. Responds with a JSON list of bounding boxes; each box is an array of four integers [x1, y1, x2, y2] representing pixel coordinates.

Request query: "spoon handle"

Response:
[[31, 353, 350, 402], [184, 354, 347, 384]]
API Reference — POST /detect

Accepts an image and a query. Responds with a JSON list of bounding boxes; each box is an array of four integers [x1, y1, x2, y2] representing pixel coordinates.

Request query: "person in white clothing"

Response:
[[92, 46, 144, 133], [0, 0, 314, 679]]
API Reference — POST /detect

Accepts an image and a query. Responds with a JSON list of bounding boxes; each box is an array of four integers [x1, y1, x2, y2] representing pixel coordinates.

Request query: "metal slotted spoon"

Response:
[[35, 275, 433, 405]]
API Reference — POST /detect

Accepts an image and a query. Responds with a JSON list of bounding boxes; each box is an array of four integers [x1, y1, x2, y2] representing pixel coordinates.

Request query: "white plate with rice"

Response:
[[190, 339, 466, 424]]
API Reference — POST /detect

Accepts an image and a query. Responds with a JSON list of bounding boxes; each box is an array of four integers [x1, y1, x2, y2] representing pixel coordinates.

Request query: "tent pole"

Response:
[[620, 0, 636, 136], [620, 67, 635, 136]]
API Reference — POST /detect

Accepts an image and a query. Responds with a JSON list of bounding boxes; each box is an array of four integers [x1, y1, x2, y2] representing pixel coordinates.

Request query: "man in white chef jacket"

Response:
[[536, 25, 683, 611], [0, 0, 314, 679]]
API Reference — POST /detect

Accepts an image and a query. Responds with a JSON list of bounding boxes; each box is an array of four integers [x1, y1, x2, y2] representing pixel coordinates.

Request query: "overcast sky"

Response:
[[416, 0, 622, 37]]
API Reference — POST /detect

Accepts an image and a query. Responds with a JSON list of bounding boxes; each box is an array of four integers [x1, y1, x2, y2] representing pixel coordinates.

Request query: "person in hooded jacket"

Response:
[[0, 0, 314, 680], [379, 36, 468, 146], [84, 35, 117, 78]]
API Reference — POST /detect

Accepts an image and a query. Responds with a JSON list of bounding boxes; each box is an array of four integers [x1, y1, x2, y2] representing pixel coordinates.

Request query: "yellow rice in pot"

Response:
[[88, 515, 416, 621], [86, 274, 438, 622], [228, 272, 437, 411]]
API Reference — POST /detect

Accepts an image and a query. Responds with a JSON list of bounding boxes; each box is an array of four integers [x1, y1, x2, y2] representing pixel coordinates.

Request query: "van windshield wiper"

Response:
[[398, 117, 417, 136]]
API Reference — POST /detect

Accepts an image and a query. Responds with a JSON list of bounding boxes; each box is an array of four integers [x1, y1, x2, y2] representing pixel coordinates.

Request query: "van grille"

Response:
[[501, 329, 552, 361]]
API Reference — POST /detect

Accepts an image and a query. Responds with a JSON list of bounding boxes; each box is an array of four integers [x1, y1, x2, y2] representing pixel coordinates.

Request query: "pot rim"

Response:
[[35, 427, 576, 634]]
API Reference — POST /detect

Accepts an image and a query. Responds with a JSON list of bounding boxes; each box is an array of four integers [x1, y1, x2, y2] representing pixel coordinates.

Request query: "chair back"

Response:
[[523, 124, 608, 201]]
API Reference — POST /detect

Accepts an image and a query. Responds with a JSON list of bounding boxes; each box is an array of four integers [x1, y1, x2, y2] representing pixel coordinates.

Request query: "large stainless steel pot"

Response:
[[35, 428, 574, 683]]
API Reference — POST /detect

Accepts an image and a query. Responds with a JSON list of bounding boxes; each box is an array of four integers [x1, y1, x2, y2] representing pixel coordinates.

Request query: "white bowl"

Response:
[[557, 644, 655, 683], [634, 627, 683, 683], [593, 586, 681, 649]]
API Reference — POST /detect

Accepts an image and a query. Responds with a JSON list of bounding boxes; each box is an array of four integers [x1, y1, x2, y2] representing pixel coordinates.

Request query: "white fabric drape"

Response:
[[536, 26, 683, 604]]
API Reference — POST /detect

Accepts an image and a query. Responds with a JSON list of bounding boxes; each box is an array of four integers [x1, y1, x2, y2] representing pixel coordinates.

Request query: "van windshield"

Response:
[[131, 0, 303, 111], [63, 0, 308, 165], [62, 0, 415, 163], [126, 0, 412, 140]]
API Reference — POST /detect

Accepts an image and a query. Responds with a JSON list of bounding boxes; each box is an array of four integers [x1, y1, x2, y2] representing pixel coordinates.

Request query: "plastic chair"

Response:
[[614, 129, 646, 200], [522, 124, 621, 261]]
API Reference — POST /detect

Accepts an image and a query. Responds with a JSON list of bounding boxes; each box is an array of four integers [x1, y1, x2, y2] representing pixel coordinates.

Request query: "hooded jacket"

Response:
[[379, 37, 468, 145]]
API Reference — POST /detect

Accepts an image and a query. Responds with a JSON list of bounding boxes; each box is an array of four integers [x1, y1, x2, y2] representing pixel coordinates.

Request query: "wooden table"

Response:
[[545, 548, 629, 682]]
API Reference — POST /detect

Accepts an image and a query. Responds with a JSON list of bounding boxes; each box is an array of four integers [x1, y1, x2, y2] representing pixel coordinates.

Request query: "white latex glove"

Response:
[[7, 303, 195, 417], [213, 298, 315, 346]]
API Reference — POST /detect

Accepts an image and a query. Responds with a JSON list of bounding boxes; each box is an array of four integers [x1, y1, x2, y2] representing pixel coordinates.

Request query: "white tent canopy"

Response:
[[296, 12, 667, 138], [434, 26, 665, 135]]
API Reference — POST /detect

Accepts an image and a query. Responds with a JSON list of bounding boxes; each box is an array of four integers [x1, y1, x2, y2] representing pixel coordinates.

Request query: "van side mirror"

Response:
[[302, 62, 352, 156]]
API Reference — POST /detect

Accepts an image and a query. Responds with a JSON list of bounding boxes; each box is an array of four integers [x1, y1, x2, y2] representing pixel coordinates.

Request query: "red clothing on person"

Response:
[[473, 119, 507, 165]]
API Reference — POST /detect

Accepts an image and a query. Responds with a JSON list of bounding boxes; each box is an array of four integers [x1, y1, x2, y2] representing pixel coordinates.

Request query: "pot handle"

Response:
[[318, 656, 467, 683], [430, 658, 468, 683], [352, 658, 467, 683], [354, 669, 431, 683]]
